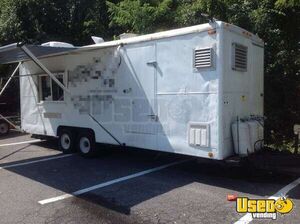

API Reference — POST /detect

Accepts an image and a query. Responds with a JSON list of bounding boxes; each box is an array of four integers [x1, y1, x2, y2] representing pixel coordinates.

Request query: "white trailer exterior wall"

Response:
[[19, 21, 264, 160]]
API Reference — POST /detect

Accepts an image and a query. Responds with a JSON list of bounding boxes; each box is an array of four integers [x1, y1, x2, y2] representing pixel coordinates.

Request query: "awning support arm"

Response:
[[19, 44, 70, 94], [0, 63, 23, 132], [0, 62, 21, 97], [0, 114, 22, 132]]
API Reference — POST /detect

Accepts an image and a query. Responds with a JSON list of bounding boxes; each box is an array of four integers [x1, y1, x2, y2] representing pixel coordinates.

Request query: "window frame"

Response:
[[37, 72, 66, 103]]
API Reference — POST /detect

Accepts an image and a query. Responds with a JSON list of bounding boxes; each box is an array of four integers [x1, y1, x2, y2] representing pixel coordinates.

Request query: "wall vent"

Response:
[[188, 123, 210, 147], [232, 43, 248, 72], [194, 48, 213, 69]]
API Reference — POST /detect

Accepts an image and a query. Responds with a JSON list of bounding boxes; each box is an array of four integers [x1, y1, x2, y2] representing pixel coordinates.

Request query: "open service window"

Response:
[[38, 72, 65, 102]]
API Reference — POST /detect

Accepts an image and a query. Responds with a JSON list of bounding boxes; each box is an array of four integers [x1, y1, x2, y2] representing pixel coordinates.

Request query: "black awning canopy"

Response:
[[0, 43, 77, 64]]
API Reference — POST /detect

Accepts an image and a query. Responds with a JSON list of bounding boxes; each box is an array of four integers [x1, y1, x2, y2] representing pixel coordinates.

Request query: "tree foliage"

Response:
[[0, 0, 299, 145], [107, 0, 175, 33], [0, 0, 111, 45]]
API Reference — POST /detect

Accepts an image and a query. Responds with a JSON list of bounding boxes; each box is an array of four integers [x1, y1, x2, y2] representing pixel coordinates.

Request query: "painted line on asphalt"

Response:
[[39, 159, 191, 205], [234, 176, 300, 224], [0, 154, 73, 170], [0, 139, 43, 147]]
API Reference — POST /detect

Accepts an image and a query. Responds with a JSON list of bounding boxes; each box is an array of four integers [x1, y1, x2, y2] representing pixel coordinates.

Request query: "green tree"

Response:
[[0, 0, 112, 45], [107, 0, 175, 34]]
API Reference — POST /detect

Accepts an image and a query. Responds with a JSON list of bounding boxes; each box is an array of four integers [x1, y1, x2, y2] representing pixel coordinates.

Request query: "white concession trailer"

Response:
[[0, 21, 264, 159]]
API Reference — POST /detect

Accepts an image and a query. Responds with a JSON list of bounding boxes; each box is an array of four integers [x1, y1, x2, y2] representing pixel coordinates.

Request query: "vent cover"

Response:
[[232, 43, 248, 72], [188, 123, 210, 147], [194, 47, 213, 69]]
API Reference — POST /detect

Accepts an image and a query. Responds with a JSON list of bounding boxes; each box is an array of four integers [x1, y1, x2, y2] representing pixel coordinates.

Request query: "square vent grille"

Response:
[[194, 47, 213, 69], [232, 43, 248, 72], [188, 123, 210, 147]]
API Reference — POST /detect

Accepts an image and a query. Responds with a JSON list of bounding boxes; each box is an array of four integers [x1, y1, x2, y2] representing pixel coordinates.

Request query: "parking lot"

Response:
[[0, 131, 299, 224]]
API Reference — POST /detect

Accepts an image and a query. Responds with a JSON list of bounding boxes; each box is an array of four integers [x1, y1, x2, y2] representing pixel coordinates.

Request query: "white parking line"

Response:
[[0, 139, 43, 147], [235, 176, 300, 224], [39, 159, 191, 205], [0, 154, 73, 170]]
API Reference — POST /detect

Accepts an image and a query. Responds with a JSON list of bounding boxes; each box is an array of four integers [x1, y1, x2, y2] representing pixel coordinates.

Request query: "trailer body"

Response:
[[17, 21, 264, 160]]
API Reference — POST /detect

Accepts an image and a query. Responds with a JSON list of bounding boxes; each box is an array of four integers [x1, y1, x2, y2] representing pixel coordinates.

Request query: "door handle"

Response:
[[147, 114, 158, 121], [147, 61, 157, 66]]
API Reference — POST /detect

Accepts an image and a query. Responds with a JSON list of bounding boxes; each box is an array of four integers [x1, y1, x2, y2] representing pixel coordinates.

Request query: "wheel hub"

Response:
[[61, 134, 71, 149], [0, 123, 8, 134], [80, 137, 91, 154]]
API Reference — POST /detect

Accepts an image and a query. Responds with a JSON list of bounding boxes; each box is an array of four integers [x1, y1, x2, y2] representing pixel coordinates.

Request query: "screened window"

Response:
[[38, 73, 64, 102]]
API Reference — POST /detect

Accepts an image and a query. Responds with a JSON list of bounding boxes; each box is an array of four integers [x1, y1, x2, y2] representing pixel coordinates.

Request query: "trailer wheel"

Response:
[[0, 121, 9, 135], [58, 129, 75, 154], [78, 132, 96, 157]]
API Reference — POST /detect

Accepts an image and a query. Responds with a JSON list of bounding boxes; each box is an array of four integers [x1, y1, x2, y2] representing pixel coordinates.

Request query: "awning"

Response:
[[0, 43, 77, 64]]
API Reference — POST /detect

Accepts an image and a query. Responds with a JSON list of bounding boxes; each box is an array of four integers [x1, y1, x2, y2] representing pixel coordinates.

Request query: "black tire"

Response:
[[0, 121, 10, 135], [58, 129, 75, 154], [78, 131, 96, 157]]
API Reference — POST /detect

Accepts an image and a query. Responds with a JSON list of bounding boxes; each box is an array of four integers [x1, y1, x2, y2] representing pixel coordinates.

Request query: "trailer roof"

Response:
[[79, 21, 264, 50], [0, 21, 263, 64]]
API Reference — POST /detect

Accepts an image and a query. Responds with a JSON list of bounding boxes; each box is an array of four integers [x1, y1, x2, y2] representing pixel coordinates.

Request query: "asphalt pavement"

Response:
[[0, 131, 299, 224]]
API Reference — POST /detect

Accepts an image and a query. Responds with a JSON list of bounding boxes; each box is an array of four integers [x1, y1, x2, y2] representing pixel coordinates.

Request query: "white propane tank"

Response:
[[231, 121, 252, 156], [232, 117, 264, 156]]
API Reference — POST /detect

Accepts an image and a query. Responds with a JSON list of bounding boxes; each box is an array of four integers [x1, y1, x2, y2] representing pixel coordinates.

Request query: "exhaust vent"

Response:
[[188, 123, 210, 147], [194, 47, 213, 69], [232, 43, 248, 72]]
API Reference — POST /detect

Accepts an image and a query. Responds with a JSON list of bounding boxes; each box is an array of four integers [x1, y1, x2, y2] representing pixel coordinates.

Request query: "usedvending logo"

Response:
[[236, 197, 294, 220]]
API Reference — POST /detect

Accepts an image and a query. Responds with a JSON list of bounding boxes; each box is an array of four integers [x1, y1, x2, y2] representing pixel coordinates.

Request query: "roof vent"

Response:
[[119, 33, 138, 39], [232, 43, 248, 72], [91, 36, 104, 44], [194, 47, 213, 69], [41, 42, 75, 48]]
